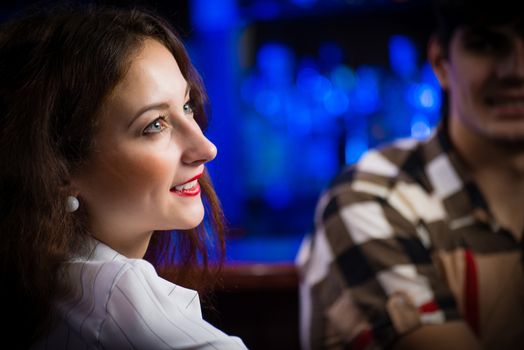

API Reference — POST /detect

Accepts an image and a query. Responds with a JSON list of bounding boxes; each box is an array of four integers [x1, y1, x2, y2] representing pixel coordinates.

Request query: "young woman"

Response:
[[0, 5, 247, 349]]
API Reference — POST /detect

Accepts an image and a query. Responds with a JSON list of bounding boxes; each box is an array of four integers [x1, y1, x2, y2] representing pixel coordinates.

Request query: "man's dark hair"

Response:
[[433, 0, 523, 52]]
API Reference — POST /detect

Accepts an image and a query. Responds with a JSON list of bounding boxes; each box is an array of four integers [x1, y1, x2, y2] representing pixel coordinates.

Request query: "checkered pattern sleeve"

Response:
[[297, 162, 460, 349]]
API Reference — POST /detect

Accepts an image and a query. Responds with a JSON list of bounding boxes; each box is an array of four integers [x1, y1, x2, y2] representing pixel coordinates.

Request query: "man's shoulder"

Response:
[[330, 137, 425, 191], [316, 132, 452, 229]]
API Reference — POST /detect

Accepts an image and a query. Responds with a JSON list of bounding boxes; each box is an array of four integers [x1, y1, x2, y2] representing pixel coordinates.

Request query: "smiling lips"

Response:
[[170, 173, 202, 197], [486, 94, 524, 118]]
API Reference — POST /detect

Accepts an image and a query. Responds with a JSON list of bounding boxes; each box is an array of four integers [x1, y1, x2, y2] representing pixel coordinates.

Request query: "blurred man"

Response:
[[297, 0, 524, 348]]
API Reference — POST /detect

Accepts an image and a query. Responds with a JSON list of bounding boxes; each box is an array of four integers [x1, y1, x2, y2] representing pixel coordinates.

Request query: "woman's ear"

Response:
[[428, 35, 449, 91], [60, 176, 80, 197]]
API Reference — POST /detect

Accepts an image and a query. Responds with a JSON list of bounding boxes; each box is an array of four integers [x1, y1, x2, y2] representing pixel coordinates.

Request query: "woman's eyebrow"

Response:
[[128, 84, 191, 128], [128, 102, 170, 128]]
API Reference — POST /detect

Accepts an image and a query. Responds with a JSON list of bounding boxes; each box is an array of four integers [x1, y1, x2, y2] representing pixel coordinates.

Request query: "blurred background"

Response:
[[186, 0, 441, 264], [0, 0, 440, 348]]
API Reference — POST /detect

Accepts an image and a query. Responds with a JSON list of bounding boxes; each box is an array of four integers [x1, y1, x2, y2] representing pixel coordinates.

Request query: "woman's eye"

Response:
[[143, 117, 168, 135], [183, 101, 194, 116]]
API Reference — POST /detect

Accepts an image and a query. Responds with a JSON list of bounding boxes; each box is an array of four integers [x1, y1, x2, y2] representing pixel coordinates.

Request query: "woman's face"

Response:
[[72, 39, 217, 257]]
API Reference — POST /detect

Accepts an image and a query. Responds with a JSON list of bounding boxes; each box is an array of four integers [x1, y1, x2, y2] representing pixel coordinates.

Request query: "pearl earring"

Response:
[[66, 196, 80, 213]]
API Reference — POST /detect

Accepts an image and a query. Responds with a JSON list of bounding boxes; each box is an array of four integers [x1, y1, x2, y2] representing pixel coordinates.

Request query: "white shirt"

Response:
[[31, 239, 247, 349]]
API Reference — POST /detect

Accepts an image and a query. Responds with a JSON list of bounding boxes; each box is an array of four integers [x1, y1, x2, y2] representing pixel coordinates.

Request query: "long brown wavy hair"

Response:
[[0, 5, 225, 347]]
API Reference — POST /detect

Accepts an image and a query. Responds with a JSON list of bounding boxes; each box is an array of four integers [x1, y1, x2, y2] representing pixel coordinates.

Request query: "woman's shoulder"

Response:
[[52, 240, 247, 349], [64, 239, 141, 295], [65, 240, 188, 305]]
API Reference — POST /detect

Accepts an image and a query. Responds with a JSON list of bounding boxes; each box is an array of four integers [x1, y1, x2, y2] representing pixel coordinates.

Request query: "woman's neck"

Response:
[[90, 227, 154, 259]]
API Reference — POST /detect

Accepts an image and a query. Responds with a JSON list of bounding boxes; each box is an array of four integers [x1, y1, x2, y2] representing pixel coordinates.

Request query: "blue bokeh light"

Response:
[[323, 88, 350, 116], [411, 113, 432, 140], [291, 0, 317, 8], [245, 1, 282, 20], [352, 65, 381, 115], [254, 89, 282, 116], [240, 74, 263, 104], [284, 93, 313, 135], [331, 64, 356, 92], [189, 0, 444, 264], [297, 67, 332, 103], [191, 0, 237, 31], [257, 43, 294, 86], [407, 83, 440, 113], [389, 35, 417, 79], [233, 28, 441, 255], [304, 138, 339, 183], [345, 135, 368, 165]]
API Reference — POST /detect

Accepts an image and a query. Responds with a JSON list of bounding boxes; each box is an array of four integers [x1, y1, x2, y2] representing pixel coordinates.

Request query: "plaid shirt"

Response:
[[297, 124, 524, 350]]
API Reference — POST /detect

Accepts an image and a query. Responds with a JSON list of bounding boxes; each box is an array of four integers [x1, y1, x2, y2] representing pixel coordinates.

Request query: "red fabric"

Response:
[[351, 329, 373, 350], [464, 249, 480, 335], [418, 300, 439, 313]]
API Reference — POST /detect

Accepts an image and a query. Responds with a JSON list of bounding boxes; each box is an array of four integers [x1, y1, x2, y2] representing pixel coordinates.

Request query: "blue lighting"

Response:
[[421, 62, 440, 87], [240, 74, 263, 104], [345, 135, 368, 165], [264, 183, 293, 209], [389, 35, 417, 79], [352, 65, 380, 115], [411, 113, 432, 140], [331, 64, 356, 92], [297, 67, 332, 102], [407, 83, 441, 113], [284, 94, 313, 135], [306, 139, 339, 181], [191, 0, 237, 31], [226, 235, 305, 263], [291, 0, 317, 7], [296, 67, 320, 92], [246, 1, 282, 21], [313, 76, 333, 103], [254, 89, 281, 116], [221, 20, 441, 246], [419, 87, 434, 108], [323, 88, 349, 116], [297, 56, 319, 72], [257, 43, 294, 86], [318, 42, 343, 70]]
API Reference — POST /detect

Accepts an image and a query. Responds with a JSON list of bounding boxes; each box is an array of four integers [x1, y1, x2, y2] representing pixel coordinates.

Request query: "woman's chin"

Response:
[[171, 211, 205, 231]]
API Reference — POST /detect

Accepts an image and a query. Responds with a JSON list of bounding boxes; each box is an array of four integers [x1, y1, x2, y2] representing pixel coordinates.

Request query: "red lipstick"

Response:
[[170, 173, 203, 197]]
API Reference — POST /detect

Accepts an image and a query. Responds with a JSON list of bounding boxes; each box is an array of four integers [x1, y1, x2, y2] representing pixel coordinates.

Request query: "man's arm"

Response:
[[392, 322, 481, 350]]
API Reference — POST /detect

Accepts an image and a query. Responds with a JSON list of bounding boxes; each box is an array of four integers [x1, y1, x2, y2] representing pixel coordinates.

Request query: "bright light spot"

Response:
[[419, 87, 435, 108], [411, 114, 431, 139]]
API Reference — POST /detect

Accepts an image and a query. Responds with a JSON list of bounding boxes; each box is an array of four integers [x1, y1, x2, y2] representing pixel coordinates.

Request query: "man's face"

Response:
[[433, 24, 524, 143]]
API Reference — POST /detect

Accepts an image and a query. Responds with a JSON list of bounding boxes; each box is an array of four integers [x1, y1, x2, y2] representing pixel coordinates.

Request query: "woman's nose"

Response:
[[181, 127, 217, 166]]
